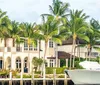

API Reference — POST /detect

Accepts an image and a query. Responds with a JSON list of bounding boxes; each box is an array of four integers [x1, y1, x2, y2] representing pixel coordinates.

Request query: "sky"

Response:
[[0, 0, 100, 23]]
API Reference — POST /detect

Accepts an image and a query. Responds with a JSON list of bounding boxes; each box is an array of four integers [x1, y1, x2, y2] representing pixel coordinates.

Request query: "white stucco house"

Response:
[[0, 38, 99, 73]]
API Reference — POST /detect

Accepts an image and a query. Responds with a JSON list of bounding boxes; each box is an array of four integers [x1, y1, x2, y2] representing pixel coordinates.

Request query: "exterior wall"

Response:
[[0, 38, 56, 73], [57, 45, 99, 58], [0, 38, 99, 72]]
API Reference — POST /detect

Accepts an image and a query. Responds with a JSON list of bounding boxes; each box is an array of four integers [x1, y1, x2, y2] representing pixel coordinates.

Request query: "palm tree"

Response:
[[32, 57, 43, 71], [78, 19, 100, 61], [39, 16, 64, 85], [42, 0, 70, 68], [0, 9, 12, 69], [19, 22, 39, 73], [42, 0, 69, 19], [63, 10, 89, 68], [4, 21, 21, 70]]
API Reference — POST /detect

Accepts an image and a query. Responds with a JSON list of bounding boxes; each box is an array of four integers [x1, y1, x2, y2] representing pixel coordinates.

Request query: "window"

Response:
[[0, 59, 3, 69], [16, 58, 21, 69], [24, 40, 28, 50], [91, 52, 98, 57], [29, 44, 33, 51], [16, 44, 21, 52], [49, 39, 53, 48], [7, 47, 11, 52], [50, 59, 54, 67], [45, 62, 48, 67], [0, 47, 4, 52], [24, 58, 28, 73], [24, 58, 28, 68], [24, 40, 33, 51], [34, 46, 37, 51], [85, 52, 98, 57]]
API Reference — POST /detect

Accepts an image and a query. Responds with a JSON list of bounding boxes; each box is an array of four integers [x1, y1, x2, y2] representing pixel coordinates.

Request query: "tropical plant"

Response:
[[62, 10, 89, 68], [3, 21, 22, 71], [32, 57, 43, 71], [78, 19, 100, 61], [38, 16, 64, 85], [19, 22, 39, 73], [42, 0, 69, 19], [0, 9, 12, 38], [0, 9, 12, 69]]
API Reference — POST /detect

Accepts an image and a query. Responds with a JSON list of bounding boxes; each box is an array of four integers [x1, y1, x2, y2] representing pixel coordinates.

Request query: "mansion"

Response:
[[0, 38, 99, 73]]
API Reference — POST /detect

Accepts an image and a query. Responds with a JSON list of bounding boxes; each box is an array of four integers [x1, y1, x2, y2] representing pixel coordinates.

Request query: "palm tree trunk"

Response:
[[39, 40, 41, 58], [89, 48, 92, 61], [72, 39, 76, 68], [38, 40, 41, 71], [43, 41, 48, 85], [69, 39, 75, 69], [13, 38, 15, 47]]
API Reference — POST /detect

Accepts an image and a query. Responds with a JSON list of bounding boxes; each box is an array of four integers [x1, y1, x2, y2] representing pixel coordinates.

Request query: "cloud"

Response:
[[0, 0, 100, 23]]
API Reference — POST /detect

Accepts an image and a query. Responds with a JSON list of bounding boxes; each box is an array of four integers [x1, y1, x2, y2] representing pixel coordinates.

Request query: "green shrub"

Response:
[[0, 69, 9, 76], [34, 75, 40, 78], [46, 67, 67, 74], [23, 74, 31, 78], [16, 75, 20, 78], [56, 67, 66, 74], [46, 67, 53, 74], [35, 71, 41, 74], [58, 75, 64, 78], [74, 61, 83, 69]]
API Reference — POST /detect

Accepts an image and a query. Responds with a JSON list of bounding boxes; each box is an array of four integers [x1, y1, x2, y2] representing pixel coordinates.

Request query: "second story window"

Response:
[[29, 44, 33, 51], [49, 39, 53, 48], [50, 59, 54, 67], [24, 40, 28, 50], [16, 44, 21, 52], [7, 47, 11, 52], [34, 46, 37, 51]]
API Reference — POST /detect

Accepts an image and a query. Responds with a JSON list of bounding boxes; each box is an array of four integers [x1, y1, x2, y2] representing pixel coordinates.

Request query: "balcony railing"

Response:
[[7, 47, 11, 52], [16, 47, 22, 52], [0, 47, 4, 52]]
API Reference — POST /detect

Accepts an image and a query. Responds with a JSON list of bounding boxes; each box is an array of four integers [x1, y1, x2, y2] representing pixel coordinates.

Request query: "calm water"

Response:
[[0, 80, 74, 85], [0, 80, 98, 85]]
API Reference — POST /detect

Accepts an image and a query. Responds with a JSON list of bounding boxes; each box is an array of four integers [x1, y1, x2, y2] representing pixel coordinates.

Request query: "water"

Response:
[[0, 80, 74, 85]]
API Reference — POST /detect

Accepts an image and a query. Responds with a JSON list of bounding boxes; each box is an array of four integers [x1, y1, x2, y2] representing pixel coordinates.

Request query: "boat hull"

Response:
[[67, 70, 100, 84]]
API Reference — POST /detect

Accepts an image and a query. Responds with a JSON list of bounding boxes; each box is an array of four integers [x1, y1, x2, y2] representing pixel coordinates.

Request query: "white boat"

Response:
[[65, 61, 100, 84]]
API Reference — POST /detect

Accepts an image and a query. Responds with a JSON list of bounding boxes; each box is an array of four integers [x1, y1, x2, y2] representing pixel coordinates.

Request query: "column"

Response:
[[66, 59, 68, 67], [21, 58, 24, 85]]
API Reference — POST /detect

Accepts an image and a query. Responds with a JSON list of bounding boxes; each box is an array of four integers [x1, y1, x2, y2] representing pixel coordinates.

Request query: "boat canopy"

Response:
[[79, 61, 100, 70]]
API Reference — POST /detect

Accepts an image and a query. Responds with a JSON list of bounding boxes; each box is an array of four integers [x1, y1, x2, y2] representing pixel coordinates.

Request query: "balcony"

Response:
[[16, 47, 22, 52], [7, 47, 11, 52], [0, 47, 4, 52]]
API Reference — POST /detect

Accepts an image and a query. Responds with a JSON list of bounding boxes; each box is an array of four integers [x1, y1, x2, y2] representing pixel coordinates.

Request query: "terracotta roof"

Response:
[[58, 51, 74, 59], [59, 37, 85, 45], [47, 57, 56, 59]]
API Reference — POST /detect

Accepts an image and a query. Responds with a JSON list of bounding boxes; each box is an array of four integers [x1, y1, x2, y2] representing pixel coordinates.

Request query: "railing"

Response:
[[7, 47, 11, 52], [0, 47, 4, 52], [16, 47, 22, 52]]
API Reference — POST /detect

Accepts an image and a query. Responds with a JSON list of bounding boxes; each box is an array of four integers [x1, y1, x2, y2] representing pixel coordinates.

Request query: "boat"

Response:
[[65, 61, 100, 84]]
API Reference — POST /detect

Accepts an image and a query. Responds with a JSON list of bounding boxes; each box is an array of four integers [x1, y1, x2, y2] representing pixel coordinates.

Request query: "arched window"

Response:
[[16, 58, 21, 69], [0, 57, 3, 69], [24, 58, 28, 68], [24, 57, 28, 73]]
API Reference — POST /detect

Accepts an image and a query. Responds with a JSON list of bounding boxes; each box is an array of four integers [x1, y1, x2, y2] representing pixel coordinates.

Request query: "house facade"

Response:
[[0, 38, 99, 73]]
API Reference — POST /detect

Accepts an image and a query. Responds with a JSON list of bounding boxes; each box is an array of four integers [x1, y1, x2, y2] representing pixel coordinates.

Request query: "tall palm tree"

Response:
[[0, 9, 12, 69], [39, 16, 64, 85], [78, 19, 100, 61], [20, 22, 39, 73], [42, 0, 70, 67], [4, 21, 21, 70], [42, 0, 69, 19], [63, 10, 89, 68]]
